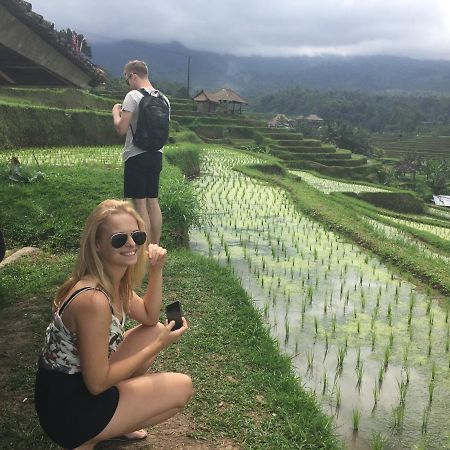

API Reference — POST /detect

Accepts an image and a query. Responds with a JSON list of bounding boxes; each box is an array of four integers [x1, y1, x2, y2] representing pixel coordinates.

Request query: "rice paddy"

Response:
[[190, 147, 450, 450], [386, 216, 450, 240], [289, 170, 388, 194]]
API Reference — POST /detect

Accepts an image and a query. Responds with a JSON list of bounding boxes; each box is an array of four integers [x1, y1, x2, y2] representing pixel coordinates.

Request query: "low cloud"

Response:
[[32, 0, 450, 59]]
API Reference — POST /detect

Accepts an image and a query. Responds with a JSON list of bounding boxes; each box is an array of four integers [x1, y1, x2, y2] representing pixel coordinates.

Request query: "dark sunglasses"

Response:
[[111, 231, 147, 248]]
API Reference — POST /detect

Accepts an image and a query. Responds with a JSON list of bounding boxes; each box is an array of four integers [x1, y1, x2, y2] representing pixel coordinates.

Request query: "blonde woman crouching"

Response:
[[34, 199, 192, 449]]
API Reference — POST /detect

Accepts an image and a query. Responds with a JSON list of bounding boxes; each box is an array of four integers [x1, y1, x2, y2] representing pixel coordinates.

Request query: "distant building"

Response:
[[192, 88, 248, 113], [267, 114, 294, 128], [433, 195, 450, 207], [0, 0, 105, 87]]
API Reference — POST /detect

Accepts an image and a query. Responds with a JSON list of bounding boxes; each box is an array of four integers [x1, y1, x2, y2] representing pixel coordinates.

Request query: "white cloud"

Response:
[[30, 0, 450, 59]]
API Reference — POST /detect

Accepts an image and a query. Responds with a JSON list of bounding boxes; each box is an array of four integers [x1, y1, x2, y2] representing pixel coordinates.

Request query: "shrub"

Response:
[[165, 145, 201, 179], [173, 130, 202, 144], [345, 192, 425, 214]]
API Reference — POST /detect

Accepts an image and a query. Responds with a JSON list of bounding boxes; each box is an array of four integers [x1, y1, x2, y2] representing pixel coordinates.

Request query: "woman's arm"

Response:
[[74, 290, 185, 395], [128, 244, 167, 325]]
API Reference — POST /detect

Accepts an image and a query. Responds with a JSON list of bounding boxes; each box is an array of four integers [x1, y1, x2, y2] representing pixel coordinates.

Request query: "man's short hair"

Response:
[[124, 60, 148, 78]]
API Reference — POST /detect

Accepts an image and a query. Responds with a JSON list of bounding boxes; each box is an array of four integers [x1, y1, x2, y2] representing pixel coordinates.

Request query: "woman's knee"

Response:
[[168, 373, 193, 408]]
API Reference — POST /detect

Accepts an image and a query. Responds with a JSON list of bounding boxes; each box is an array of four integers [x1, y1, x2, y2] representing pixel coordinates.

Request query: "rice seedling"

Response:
[[421, 406, 430, 434], [428, 381, 435, 405], [322, 370, 328, 395], [370, 432, 387, 450], [352, 408, 361, 432], [391, 405, 404, 431], [306, 349, 314, 371], [373, 380, 379, 407], [383, 345, 390, 369], [356, 363, 364, 392], [335, 384, 341, 410]]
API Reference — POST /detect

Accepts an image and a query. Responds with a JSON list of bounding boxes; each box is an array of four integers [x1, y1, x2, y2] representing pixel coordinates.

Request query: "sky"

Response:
[[30, 0, 450, 60]]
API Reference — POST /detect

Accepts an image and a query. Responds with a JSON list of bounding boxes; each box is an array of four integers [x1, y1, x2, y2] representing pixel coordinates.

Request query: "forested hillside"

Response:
[[253, 88, 450, 133], [92, 40, 450, 97]]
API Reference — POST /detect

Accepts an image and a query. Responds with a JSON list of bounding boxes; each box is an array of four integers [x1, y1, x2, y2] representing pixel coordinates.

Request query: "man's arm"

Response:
[[112, 104, 133, 136]]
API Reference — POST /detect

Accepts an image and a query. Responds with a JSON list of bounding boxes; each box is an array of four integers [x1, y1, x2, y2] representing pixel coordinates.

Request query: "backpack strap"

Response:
[[129, 88, 151, 137]]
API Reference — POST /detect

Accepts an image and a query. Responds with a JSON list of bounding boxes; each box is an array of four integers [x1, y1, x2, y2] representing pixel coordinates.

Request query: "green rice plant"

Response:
[[391, 405, 405, 431], [373, 380, 379, 406], [431, 361, 437, 382], [284, 319, 290, 344], [371, 331, 377, 351], [356, 363, 364, 392], [331, 312, 337, 335], [314, 316, 319, 336], [335, 384, 341, 410], [383, 345, 390, 369], [322, 370, 328, 395], [428, 381, 435, 405], [378, 364, 385, 386], [421, 406, 430, 434], [389, 330, 394, 348], [356, 347, 361, 371], [397, 377, 408, 406], [306, 349, 314, 371], [352, 408, 361, 432], [370, 431, 387, 450], [336, 344, 346, 374], [324, 332, 329, 360]]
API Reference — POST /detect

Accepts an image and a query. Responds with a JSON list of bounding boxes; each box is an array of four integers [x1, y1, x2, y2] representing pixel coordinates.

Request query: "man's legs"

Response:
[[132, 198, 162, 244]]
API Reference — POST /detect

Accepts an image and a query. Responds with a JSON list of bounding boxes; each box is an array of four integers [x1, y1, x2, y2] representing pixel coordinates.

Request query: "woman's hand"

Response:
[[156, 317, 189, 349], [147, 244, 167, 270]]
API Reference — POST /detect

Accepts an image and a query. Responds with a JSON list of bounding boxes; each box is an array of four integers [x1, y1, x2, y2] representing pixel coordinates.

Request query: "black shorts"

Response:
[[35, 363, 119, 448], [124, 151, 163, 199]]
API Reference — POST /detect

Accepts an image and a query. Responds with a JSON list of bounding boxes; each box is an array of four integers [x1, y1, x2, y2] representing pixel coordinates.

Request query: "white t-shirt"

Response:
[[121, 88, 171, 162]]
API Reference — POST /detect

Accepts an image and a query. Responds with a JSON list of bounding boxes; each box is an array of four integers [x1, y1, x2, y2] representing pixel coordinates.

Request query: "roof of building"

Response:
[[193, 88, 248, 104], [0, 0, 106, 84]]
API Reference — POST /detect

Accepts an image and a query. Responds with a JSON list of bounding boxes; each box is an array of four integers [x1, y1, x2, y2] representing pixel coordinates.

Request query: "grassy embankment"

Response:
[[0, 147, 341, 450]]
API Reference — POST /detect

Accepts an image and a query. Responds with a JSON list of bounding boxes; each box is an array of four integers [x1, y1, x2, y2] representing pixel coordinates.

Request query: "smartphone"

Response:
[[165, 301, 183, 331]]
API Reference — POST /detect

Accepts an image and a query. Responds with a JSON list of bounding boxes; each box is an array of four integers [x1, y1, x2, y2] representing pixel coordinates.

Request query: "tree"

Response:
[[422, 159, 450, 194], [394, 152, 423, 181]]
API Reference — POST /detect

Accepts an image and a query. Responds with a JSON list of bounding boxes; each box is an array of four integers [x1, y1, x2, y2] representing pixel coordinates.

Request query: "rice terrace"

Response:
[[1, 2, 450, 448]]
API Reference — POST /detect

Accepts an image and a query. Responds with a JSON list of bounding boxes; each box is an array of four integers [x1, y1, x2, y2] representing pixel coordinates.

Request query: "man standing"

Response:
[[112, 60, 170, 244]]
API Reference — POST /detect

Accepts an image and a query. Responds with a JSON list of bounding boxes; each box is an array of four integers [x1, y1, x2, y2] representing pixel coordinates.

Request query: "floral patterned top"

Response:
[[40, 287, 125, 374]]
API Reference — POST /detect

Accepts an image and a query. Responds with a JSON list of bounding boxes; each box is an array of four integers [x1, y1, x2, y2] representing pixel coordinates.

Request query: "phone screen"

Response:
[[165, 301, 183, 331]]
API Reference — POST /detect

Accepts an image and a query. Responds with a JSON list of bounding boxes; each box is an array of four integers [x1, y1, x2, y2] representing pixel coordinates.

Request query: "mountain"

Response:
[[91, 40, 450, 98]]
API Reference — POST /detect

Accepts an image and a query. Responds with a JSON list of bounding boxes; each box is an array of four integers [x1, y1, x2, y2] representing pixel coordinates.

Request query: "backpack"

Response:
[[130, 89, 170, 151]]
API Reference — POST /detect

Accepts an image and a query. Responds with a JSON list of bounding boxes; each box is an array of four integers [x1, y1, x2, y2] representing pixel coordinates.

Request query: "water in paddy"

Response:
[[190, 148, 450, 450]]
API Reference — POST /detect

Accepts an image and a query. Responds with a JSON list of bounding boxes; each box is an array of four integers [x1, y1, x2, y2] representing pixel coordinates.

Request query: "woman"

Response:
[[35, 199, 192, 449]]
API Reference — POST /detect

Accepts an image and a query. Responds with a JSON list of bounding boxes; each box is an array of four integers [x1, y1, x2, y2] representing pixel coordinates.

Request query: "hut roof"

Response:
[[193, 87, 248, 104]]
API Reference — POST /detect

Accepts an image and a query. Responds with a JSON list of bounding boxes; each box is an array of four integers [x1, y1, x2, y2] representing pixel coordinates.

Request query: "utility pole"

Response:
[[187, 55, 191, 98]]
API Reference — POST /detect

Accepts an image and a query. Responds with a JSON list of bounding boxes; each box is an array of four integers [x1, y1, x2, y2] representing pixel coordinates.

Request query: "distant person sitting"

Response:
[[34, 199, 192, 449], [112, 60, 170, 244]]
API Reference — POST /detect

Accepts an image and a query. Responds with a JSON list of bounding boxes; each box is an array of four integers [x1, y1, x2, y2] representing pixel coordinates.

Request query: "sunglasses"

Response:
[[110, 231, 147, 248], [125, 73, 133, 82]]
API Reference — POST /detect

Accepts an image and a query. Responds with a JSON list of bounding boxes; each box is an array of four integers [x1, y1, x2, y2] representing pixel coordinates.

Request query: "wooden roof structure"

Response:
[[0, 0, 106, 87], [192, 87, 247, 113]]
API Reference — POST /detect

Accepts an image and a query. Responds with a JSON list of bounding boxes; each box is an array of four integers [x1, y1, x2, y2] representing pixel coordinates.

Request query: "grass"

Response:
[[0, 249, 341, 449], [0, 149, 199, 251]]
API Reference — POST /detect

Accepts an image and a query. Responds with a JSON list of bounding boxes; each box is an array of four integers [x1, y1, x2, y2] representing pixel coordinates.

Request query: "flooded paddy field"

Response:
[[190, 148, 450, 449]]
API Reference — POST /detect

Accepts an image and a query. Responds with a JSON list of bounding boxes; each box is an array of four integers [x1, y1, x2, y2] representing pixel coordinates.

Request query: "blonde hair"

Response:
[[123, 60, 149, 78], [53, 199, 147, 312]]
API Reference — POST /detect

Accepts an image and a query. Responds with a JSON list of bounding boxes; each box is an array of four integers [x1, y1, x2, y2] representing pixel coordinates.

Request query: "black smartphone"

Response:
[[165, 301, 183, 331]]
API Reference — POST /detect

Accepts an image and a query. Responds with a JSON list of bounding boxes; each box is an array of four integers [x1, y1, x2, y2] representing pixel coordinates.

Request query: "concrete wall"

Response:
[[0, 5, 92, 88]]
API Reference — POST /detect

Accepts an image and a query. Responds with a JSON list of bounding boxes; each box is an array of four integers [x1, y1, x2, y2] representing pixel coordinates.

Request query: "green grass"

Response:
[[0, 150, 199, 251], [0, 249, 341, 450]]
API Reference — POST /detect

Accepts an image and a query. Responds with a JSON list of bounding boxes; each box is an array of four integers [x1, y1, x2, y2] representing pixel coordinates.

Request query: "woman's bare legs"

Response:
[[72, 323, 192, 449], [75, 371, 193, 449]]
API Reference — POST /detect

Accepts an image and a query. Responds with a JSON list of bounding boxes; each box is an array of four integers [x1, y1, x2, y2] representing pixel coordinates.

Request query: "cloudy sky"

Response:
[[31, 0, 450, 60]]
